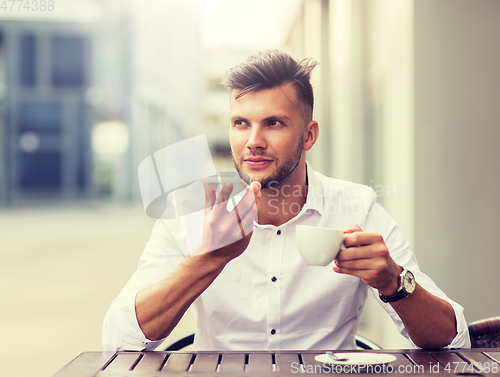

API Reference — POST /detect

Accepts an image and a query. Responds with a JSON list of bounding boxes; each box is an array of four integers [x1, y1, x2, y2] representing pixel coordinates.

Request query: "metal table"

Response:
[[54, 348, 500, 376]]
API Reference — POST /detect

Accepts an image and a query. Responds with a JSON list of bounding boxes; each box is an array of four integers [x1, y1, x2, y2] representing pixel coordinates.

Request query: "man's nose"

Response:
[[246, 126, 267, 150]]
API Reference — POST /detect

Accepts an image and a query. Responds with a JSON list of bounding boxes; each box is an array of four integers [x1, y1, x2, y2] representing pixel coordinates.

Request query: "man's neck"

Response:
[[257, 167, 308, 227]]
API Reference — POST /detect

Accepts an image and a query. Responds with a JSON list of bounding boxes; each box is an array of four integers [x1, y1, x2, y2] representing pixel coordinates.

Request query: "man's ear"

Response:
[[303, 120, 319, 151]]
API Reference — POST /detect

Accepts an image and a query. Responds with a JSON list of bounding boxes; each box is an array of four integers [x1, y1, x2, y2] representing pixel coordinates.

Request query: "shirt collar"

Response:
[[303, 161, 324, 216]]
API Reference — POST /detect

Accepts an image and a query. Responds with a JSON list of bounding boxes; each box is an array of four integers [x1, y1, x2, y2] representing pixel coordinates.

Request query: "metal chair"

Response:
[[164, 333, 195, 351], [468, 316, 500, 348], [164, 333, 381, 351], [355, 334, 382, 350]]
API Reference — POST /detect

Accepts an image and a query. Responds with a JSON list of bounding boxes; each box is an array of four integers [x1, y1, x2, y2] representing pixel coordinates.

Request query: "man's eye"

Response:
[[234, 120, 248, 127], [269, 120, 283, 126]]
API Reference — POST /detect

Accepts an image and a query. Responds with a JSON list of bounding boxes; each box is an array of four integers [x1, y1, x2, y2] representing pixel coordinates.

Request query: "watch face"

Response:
[[403, 271, 416, 294]]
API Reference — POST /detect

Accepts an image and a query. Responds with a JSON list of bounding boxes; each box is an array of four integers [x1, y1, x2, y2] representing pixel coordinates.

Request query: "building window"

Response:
[[18, 101, 62, 134], [19, 34, 36, 87], [51, 35, 86, 87], [19, 151, 62, 189]]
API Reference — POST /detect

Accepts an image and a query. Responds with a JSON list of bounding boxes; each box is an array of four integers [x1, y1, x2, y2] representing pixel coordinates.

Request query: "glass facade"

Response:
[[18, 102, 62, 134], [51, 35, 85, 88], [19, 34, 36, 87], [1, 25, 93, 200], [19, 151, 62, 189]]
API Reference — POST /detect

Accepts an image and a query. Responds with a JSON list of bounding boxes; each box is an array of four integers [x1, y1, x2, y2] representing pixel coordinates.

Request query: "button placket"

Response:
[[267, 226, 285, 348]]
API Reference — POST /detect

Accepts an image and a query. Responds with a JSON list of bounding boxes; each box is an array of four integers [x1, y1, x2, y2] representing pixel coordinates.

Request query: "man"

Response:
[[103, 50, 469, 351]]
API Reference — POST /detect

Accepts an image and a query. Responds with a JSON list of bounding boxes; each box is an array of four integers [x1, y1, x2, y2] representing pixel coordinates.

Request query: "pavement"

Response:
[[0, 201, 194, 377]]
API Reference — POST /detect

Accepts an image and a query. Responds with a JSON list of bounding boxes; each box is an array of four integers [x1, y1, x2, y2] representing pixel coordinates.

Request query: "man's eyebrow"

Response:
[[230, 114, 291, 122], [230, 115, 249, 122], [263, 114, 291, 122]]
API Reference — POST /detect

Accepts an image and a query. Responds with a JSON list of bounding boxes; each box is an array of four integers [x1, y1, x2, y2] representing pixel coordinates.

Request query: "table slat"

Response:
[[405, 351, 441, 373], [132, 352, 167, 372], [432, 351, 468, 365], [484, 351, 500, 363], [190, 353, 220, 373], [432, 351, 478, 374], [459, 351, 500, 375], [161, 353, 193, 372], [247, 353, 273, 373], [54, 352, 114, 377], [275, 353, 300, 373], [390, 353, 414, 368], [103, 353, 141, 372], [218, 353, 245, 373]]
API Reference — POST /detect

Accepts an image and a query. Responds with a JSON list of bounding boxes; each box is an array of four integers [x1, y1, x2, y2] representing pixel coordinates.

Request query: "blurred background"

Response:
[[1, 0, 500, 376]]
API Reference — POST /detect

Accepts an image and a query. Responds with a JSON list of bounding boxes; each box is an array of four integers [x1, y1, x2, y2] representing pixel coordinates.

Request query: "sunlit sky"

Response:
[[0, 0, 301, 49], [199, 0, 301, 49]]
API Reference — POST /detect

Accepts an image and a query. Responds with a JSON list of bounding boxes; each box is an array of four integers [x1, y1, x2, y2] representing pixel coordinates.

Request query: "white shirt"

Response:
[[102, 163, 470, 351]]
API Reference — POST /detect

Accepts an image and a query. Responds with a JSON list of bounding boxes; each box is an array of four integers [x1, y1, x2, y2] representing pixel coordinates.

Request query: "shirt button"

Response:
[[270, 329, 276, 335], [277, 230, 281, 235], [271, 276, 277, 282]]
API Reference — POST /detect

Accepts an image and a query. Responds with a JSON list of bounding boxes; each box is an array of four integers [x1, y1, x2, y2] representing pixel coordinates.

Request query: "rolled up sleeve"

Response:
[[102, 218, 188, 351], [365, 201, 470, 349]]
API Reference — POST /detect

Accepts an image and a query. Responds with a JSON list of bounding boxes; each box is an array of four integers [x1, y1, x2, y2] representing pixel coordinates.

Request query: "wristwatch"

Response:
[[379, 266, 416, 303]]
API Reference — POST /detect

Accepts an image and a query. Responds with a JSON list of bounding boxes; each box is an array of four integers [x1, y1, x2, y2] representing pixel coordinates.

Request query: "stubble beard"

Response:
[[233, 135, 304, 190]]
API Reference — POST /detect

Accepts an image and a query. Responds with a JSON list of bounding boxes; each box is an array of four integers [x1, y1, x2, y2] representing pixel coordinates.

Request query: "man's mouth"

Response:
[[243, 157, 273, 168]]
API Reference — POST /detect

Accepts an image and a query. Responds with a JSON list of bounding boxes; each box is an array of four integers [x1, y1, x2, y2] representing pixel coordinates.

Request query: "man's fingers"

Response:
[[343, 223, 362, 234], [343, 231, 384, 248], [251, 181, 262, 211], [336, 242, 389, 261], [229, 182, 259, 218], [335, 257, 383, 270], [233, 182, 260, 236], [216, 183, 234, 205], [238, 199, 258, 236], [203, 182, 217, 210]]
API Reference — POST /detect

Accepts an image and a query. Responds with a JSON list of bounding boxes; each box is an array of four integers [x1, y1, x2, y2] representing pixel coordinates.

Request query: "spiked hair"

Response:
[[221, 50, 318, 120]]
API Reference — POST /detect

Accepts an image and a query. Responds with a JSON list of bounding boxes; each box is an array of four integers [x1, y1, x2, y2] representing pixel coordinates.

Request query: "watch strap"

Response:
[[379, 288, 410, 303], [379, 266, 411, 303]]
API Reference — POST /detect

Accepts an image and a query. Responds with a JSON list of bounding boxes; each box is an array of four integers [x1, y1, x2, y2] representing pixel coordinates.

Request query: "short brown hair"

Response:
[[220, 50, 318, 120]]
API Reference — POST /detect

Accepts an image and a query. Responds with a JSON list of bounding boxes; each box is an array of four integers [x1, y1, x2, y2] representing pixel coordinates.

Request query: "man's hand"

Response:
[[333, 224, 401, 296], [136, 180, 261, 341], [333, 224, 458, 348], [190, 180, 261, 262]]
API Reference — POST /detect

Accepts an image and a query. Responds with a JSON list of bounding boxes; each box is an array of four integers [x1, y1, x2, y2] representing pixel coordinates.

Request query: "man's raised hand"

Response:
[[190, 180, 261, 262]]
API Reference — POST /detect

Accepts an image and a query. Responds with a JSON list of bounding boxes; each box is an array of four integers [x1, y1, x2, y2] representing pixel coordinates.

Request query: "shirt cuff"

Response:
[[103, 290, 167, 351], [404, 299, 470, 349], [445, 300, 471, 349]]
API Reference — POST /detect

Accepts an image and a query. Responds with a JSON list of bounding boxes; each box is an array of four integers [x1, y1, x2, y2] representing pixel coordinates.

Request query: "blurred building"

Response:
[[0, 1, 133, 205], [0, 0, 208, 206], [0, 21, 96, 203]]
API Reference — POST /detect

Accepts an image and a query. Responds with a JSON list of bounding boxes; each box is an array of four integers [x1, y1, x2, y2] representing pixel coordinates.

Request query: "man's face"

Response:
[[229, 83, 308, 189]]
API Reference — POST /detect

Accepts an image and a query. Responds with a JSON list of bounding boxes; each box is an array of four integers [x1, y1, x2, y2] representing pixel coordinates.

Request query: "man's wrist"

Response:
[[185, 251, 230, 275], [378, 266, 403, 296], [379, 266, 416, 303]]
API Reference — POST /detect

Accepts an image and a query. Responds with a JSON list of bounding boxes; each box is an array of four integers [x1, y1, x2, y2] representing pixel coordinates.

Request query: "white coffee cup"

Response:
[[296, 225, 347, 266]]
